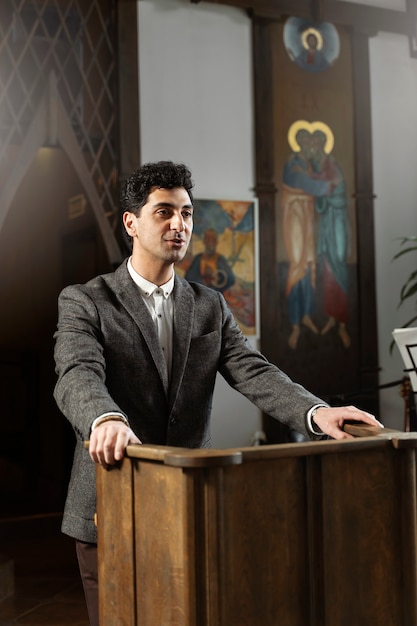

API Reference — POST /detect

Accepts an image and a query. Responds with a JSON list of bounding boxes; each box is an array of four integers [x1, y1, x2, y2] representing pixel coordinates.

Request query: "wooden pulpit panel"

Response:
[[214, 457, 310, 625], [132, 461, 197, 625], [96, 459, 136, 626], [321, 448, 403, 624], [96, 433, 417, 626]]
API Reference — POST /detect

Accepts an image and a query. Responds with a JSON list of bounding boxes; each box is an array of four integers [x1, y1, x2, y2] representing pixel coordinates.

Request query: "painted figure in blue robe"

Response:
[[295, 32, 330, 73], [281, 129, 334, 349], [185, 228, 235, 293], [310, 130, 350, 348]]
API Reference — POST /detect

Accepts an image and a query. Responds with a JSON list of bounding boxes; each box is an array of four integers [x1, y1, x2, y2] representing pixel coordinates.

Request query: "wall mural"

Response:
[[176, 199, 259, 337], [271, 17, 357, 397], [282, 120, 350, 350], [283, 17, 340, 73]]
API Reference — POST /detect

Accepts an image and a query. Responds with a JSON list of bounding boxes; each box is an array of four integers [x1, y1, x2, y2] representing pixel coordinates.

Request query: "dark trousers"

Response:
[[76, 540, 99, 626]]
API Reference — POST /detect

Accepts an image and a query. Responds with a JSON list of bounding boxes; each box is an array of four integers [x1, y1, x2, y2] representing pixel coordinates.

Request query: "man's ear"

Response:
[[123, 211, 136, 236]]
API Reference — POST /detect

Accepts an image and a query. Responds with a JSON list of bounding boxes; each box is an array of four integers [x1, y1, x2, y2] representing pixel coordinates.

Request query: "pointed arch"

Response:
[[0, 72, 123, 265]]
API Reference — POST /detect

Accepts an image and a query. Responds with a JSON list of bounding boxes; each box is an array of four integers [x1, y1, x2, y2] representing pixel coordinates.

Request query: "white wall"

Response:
[[369, 31, 417, 428], [138, 0, 417, 440], [138, 0, 261, 447], [137, 0, 254, 198]]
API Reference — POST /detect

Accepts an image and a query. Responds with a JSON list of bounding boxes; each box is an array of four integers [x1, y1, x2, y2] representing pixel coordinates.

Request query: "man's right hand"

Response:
[[89, 420, 141, 467]]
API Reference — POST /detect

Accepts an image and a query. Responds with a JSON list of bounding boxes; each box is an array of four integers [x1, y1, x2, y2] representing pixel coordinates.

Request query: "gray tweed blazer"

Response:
[[54, 259, 324, 542]]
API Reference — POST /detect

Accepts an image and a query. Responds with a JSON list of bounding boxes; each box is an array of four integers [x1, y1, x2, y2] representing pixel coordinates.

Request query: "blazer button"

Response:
[[170, 417, 177, 425]]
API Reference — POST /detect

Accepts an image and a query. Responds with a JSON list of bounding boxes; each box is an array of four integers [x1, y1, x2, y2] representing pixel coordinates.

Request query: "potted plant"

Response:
[[393, 235, 417, 329], [391, 236, 417, 429]]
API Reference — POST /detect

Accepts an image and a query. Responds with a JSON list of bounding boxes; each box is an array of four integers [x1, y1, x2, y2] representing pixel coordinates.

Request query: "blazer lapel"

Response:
[[110, 262, 169, 393], [169, 276, 194, 408]]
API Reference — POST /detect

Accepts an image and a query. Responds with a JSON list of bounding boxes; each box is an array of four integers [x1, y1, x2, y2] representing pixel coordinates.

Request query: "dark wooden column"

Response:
[[116, 0, 140, 254], [117, 0, 140, 179], [351, 29, 380, 415], [252, 16, 292, 442], [252, 16, 278, 363]]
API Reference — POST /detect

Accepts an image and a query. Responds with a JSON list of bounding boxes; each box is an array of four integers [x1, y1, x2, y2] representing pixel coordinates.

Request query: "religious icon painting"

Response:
[[269, 17, 360, 399], [283, 17, 340, 73], [281, 119, 350, 352], [176, 198, 259, 337]]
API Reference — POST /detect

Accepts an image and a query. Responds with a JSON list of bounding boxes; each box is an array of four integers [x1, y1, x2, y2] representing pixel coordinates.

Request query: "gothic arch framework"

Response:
[[0, 72, 122, 264], [0, 0, 125, 264]]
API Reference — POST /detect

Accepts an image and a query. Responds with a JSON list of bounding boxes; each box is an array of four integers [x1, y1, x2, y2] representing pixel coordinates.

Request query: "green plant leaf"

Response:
[[392, 246, 417, 261], [399, 282, 417, 305], [390, 236, 417, 355]]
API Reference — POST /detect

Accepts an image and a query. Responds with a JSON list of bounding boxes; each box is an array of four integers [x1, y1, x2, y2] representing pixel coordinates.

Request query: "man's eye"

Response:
[[183, 211, 193, 219]]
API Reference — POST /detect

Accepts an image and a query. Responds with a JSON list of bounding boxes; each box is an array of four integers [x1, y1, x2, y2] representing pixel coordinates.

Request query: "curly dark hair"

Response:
[[121, 161, 194, 216]]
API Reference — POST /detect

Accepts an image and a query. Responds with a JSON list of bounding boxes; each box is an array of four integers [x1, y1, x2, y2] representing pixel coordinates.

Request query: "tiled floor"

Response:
[[0, 515, 89, 626]]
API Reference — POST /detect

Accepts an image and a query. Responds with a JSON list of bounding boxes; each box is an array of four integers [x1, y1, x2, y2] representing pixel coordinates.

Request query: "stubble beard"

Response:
[[161, 240, 189, 265]]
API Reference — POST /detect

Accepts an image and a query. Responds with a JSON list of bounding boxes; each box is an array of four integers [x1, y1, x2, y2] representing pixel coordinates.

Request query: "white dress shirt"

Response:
[[127, 257, 174, 379]]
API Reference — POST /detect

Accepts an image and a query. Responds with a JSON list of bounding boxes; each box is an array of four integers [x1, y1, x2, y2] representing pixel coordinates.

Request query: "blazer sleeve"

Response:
[[216, 293, 327, 437], [53, 284, 126, 440]]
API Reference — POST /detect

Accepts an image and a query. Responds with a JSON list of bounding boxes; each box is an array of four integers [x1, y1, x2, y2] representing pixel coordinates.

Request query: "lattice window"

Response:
[[0, 0, 119, 235]]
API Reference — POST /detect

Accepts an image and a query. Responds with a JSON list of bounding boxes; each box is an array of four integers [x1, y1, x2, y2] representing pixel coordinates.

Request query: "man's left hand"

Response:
[[313, 405, 383, 440]]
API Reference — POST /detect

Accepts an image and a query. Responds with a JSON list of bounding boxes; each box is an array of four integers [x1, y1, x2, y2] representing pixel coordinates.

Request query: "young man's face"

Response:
[[123, 187, 193, 268]]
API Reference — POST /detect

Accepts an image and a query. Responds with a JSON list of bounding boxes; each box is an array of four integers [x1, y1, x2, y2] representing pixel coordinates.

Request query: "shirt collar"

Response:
[[127, 257, 175, 299]]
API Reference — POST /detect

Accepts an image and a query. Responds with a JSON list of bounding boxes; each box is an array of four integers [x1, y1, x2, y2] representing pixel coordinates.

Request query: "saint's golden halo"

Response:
[[301, 27, 324, 50], [287, 120, 334, 154]]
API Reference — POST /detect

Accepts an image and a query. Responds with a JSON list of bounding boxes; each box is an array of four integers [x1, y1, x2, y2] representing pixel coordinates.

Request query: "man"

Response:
[[54, 161, 381, 625]]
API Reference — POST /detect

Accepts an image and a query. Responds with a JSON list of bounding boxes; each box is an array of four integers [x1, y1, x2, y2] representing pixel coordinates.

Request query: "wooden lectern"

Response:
[[96, 428, 417, 625]]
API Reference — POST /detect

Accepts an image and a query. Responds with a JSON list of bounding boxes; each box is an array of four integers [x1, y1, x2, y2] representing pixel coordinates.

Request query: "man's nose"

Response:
[[170, 212, 185, 231]]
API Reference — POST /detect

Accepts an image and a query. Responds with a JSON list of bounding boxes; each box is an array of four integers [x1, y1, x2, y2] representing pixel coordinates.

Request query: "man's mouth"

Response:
[[165, 236, 186, 244]]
